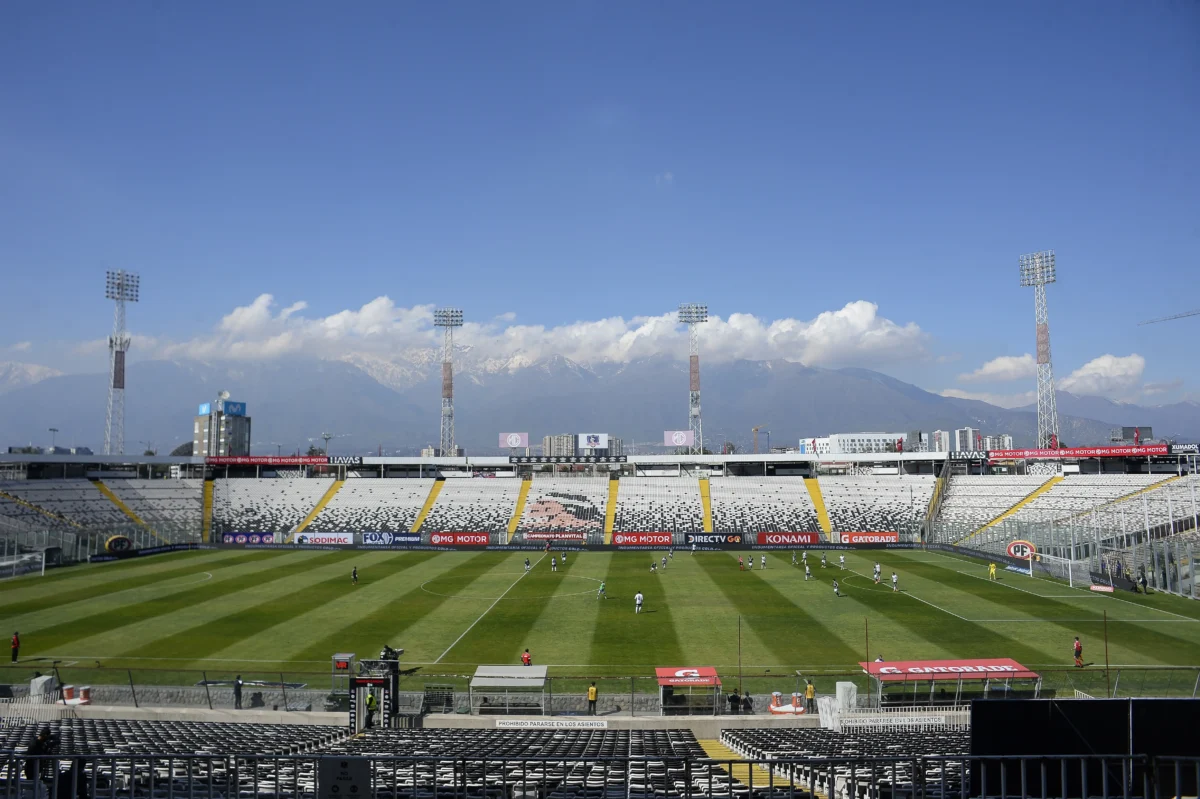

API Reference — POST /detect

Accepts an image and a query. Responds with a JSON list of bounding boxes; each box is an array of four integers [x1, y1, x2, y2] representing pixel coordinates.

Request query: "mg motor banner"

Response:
[[989, 444, 1168, 460], [655, 667, 721, 687], [860, 658, 1038, 681], [613, 533, 672, 546], [499, 433, 529, 448], [362, 532, 422, 546], [664, 430, 695, 448], [430, 532, 490, 546], [836, 532, 900, 544], [207, 456, 327, 466], [295, 533, 353, 546], [523, 532, 587, 541], [756, 532, 821, 546]]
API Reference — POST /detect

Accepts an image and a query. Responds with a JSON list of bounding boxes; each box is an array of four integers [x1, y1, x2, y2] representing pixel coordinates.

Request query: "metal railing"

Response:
[[0, 753, 1197, 799]]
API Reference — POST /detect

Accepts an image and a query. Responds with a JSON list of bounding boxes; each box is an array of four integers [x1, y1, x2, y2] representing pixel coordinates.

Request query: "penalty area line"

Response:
[[844, 567, 970, 622], [434, 553, 546, 664]]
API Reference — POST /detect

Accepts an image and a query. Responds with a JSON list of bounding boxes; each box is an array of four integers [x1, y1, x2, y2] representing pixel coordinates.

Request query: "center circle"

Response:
[[420, 572, 603, 600]]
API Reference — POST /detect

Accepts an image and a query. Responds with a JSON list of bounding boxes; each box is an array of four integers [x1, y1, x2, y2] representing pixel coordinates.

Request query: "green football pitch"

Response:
[[3, 547, 1199, 696]]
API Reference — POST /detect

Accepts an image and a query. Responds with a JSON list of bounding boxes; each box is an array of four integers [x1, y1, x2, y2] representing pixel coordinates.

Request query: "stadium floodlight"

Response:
[[434, 307, 465, 456], [103, 270, 140, 456], [1019, 251, 1060, 450], [677, 303, 709, 454]]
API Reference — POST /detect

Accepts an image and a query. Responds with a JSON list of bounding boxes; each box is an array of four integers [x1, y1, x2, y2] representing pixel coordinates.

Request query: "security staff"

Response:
[[365, 690, 378, 728]]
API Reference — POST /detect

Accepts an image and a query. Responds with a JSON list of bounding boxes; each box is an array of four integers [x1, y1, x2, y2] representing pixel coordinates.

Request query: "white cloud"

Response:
[[958, 353, 1036, 383], [941, 388, 1037, 408], [116, 295, 928, 369], [1143, 378, 1183, 397], [1059, 354, 1145, 396], [494, 312, 517, 322], [6, 341, 31, 353]]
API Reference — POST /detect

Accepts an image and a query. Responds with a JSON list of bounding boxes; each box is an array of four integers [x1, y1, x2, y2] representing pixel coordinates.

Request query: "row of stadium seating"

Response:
[[1, 474, 1193, 541]]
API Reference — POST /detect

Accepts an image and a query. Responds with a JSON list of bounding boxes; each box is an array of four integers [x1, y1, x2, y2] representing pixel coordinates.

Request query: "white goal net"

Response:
[[1032, 552, 1111, 589]]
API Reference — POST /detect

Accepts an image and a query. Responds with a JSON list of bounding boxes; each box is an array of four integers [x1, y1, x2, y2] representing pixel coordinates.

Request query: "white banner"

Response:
[[295, 533, 354, 546], [664, 430, 694, 447], [578, 433, 609, 450], [496, 719, 608, 729], [499, 432, 529, 448]]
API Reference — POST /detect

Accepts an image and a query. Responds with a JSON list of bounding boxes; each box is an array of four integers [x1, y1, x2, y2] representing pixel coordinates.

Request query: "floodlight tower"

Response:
[[1019, 251, 1061, 449], [103, 270, 139, 456], [678, 303, 708, 455], [434, 308, 464, 456]]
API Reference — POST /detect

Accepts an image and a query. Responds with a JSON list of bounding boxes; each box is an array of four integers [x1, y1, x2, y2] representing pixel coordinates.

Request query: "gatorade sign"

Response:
[[1006, 539, 1037, 560]]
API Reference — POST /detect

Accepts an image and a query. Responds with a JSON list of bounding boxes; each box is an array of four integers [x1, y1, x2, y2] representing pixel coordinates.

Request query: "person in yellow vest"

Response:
[[587, 682, 598, 715], [804, 680, 816, 713], [988, 563, 997, 581], [365, 690, 378, 728]]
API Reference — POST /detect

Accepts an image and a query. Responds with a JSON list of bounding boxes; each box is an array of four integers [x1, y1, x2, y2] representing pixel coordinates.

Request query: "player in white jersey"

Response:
[[635, 591, 644, 613], [551, 556, 557, 572], [760, 555, 766, 570], [891, 572, 898, 592], [804, 564, 812, 581], [839, 554, 845, 569], [661, 556, 668, 571]]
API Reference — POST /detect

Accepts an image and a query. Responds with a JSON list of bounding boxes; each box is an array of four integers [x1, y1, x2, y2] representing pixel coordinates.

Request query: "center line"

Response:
[[434, 554, 546, 663]]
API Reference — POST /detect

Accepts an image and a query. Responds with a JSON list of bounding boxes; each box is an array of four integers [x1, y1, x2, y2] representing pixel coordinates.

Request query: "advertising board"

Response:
[[362, 532, 422, 546], [989, 445, 1168, 460], [1170, 443, 1199, 455], [578, 434, 609, 450], [860, 658, 1038, 681], [523, 532, 587, 541], [510, 456, 626, 464], [295, 533, 354, 546], [430, 532, 490, 546], [327, 456, 363, 465], [1006, 539, 1037, 560], [221, 401, 247, 417], [222, 533, 277, 545], [206, 456, 328, 466], [685, 533, 743, 546], [612, 532, 672, 546], [836, 532, 900, 544], [664, 431, 695, 448], [499, 433, 530, 448], [756, 532, 821, 546]]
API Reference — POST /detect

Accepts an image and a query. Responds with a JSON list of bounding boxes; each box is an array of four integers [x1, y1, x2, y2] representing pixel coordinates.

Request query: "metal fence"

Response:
[[1, 752, 1198, 799]]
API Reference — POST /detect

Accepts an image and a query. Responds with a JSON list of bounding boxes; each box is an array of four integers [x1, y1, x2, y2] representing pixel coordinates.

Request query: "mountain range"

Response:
[[0, 354, 1196, 455]]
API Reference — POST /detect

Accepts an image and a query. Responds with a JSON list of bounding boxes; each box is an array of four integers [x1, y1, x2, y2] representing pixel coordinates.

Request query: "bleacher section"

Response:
[[212, 478, 331, 536], [1009, 474, 1170, 523], [305, 478, 434, 533], [418, 478, 522, 533], [818, 476, 935, 532], [936, 475, 1052, 526], [709, 477, 820, 533], [0, 480, 128, 529], [612, 477, 704, 534], [513, 477, 609, 541], [0, 490, 78, 533], [103, 479, 204, 537]]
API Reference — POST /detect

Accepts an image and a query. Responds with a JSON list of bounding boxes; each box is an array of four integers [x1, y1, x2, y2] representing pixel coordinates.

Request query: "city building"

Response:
[[193, 399, 252, 458], [421, 445, 463, 457], [983, 434, 1014, 451], [954, 427, 981, 451], [799, 432, 909, 455], [930, 430, 951, 453]]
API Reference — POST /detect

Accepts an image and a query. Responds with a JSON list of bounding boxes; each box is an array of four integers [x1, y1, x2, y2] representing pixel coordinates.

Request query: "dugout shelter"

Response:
[[469, 666, 548, 715], [656, 667, 722, 716], [861, 658, 1041, 705]]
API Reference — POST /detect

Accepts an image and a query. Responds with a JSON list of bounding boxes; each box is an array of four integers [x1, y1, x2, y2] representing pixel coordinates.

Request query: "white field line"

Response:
[[843, 568, 971, 622], [434, 554, 546, 664], [928, 550, 1197, 621]]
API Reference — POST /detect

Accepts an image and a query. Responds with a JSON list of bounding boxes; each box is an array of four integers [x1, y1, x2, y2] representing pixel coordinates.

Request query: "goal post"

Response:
[[1032, 552, 1111, 590]]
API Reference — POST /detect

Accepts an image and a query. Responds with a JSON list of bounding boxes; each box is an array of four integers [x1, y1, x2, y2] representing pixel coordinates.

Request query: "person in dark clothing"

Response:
[[741, 694, 754, 714], [25, 727, 54, 787], [233, 675, 244, 709], [726, 690, 740, 715], [11, 631, 19, 663]]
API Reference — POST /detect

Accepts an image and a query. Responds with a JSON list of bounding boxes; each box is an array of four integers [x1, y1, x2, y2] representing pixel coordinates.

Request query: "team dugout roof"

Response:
[[470, 665, 548, 689], [655, 667, 721, 687], [859, 658, 1039, 682]]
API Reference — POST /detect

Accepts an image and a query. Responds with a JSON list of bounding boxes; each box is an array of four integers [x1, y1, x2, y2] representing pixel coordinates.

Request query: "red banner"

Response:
[[429, 533, 490, 546], [612, 533, 672, 546], [206, 456, 328, 466], [523, 532, 587, 541], [756, 532, 821, 545], [989, 445, 1168, 460], [655, 667, 721, 687], [838, 532, 900, 544], [860, 658, 1038, 681]]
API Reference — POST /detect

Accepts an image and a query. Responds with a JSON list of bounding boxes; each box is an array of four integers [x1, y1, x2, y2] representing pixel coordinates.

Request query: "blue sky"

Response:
[[1, 2, 1197, 405]]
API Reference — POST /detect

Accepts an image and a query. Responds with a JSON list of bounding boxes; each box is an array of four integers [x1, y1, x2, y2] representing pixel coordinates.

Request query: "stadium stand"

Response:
[[306, 478, 434, 533], [212, 479, 332, 536], [513, 477, 609, 541], [612, 477, 704, 534], [0, 480, 128, 529], [418, 478, 522, 534], [709, 477, 820, 533], [818, 477, 935, 532], [102, 479, 204, 537], [0, 490, 78, 533], [1009, 474, 1170, 523], [935, 475, 1052, 526]]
